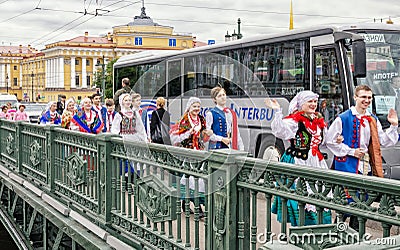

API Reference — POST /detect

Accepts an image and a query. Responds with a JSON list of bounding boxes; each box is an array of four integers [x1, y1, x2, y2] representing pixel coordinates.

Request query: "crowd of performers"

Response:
[[1, 83, 398, 227]]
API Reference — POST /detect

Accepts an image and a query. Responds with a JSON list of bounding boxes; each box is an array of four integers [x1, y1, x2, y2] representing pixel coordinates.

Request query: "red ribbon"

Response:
[[359, 115, 372, 127], [311, 147, 324, 161], [223, 107, 238, 150]]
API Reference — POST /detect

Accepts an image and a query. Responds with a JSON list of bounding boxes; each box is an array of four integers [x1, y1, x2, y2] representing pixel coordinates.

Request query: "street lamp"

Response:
[[31, 72, 34, 103], [6, 74, 9, 94], [96, 55, 106, 103]]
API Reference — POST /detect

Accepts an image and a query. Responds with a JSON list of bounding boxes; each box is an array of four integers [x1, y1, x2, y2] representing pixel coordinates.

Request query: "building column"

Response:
[[19, 66, 22, 87], [7, 65, 11, 88], [0, 64, 4, 87], [59, 57, 64, 88], [70, 57, 76, 88], [49, 59, 53, 88], [45, 60, 49, 88], [82, 57, 87, 88], [92, 57, 97, 88]]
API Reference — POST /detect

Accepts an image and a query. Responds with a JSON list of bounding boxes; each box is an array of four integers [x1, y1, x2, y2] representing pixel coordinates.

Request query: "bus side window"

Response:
[[313, 47, 342, 126]]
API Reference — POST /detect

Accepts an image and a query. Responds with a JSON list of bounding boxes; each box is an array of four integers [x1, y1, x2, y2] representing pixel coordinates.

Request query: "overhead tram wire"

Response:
[[34, 15, 97, 46], [0, 0, 11, 5], [101, 13, 287, 29], [30, 15, 87, 46], [144, 2, 372, 21], [32, 0, 139, 46], [0, 0, 41, 23]]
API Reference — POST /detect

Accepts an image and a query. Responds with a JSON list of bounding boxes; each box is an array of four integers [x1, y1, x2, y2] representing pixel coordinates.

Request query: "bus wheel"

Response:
[[257, 138, 284, 162]]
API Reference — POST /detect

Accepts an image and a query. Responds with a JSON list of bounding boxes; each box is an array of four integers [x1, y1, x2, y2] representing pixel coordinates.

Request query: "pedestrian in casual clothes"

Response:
[[6, 102, 16, 120], [0, 106, 8, 119], [113, 78, 133, 112], [150, 97, 171, 145], [14, 104, 29, 122], [56, 94, 66, 115]]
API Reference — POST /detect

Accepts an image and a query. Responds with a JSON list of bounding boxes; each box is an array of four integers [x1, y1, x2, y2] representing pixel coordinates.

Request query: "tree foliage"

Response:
[[93, 58, 118, 99]]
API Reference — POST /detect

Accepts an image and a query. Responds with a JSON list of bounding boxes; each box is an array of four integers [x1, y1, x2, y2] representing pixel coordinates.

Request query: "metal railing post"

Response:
[[45, 125, 56, 192], [207, 149, 248, 250], [14, 121, 23, 173], [96, 133, 118, 224]]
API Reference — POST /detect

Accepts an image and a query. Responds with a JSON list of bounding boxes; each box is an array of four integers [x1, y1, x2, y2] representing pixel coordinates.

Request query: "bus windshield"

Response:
[[353, 32, 400, 125]]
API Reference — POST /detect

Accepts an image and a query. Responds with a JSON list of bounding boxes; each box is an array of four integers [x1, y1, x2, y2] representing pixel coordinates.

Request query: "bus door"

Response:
[[312, 47, 345, 127], [166, 58, 184, 122]]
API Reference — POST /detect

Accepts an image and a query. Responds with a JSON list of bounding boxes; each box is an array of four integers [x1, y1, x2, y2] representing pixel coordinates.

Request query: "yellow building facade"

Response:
[[0, 6, 194, 103]]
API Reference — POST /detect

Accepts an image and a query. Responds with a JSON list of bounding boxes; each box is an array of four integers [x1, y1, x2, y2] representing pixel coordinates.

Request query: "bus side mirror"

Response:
[[352, 40, 366, 78]]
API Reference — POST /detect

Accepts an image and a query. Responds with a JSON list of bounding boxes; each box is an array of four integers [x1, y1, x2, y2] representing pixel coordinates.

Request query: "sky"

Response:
[[0, 0, 399, 50]]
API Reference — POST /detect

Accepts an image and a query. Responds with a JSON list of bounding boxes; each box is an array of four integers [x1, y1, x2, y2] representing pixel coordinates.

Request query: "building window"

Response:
[[13, 65, 17, 70], [75, 59, 80, 65], [87, 75, 91, 86], [75, 75, 80, 87], [135, 37, 142, 46], [86, 59, 90, 66], [169, 39, 176, 47], [13, 78, 17, 86]]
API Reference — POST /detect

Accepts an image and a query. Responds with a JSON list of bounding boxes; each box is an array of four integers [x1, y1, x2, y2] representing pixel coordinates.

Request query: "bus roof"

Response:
[[114, 23, 400, 68]]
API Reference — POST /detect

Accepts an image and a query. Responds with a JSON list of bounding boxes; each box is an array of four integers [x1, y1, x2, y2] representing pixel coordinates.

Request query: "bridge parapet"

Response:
[[0, 119, 400, 249]]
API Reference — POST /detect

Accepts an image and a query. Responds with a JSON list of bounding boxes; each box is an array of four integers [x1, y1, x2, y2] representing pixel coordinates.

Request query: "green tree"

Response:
[[93, 58, 118, 99]]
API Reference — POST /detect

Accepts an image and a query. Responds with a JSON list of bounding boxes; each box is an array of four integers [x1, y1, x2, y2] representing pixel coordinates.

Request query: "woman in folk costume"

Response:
[[266, 90, 331, 226], [40, 101, 61, 125], [111, 93, 147, 179], [111, 93, 147, 142], [71, 97, 103, 134], [61, 98, 76, 129], [171, 97, 212, 218]]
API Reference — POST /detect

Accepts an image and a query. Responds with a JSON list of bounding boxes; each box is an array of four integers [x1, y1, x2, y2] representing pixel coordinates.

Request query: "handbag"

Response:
[[151, 123, 163, 143], [151, 111, 164, 143]]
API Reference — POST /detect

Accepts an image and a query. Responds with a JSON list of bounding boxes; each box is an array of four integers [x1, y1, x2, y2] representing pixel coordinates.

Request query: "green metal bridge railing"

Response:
[[0, 119, 399, 249]]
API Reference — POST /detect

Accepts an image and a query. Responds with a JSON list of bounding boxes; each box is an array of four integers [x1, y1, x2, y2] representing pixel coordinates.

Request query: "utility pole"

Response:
[[96, 55, 106, 102]]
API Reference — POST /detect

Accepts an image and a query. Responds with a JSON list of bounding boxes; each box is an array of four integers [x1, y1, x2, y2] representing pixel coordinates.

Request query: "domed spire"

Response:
[[128, 0, 158, 26]]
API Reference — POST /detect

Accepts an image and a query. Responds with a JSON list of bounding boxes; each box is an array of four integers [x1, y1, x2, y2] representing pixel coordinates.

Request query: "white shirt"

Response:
[[271, 109, 328, 169], [111, 108, 147, 142], [205, 105, 244, 150], [326, 106, 398, 173]]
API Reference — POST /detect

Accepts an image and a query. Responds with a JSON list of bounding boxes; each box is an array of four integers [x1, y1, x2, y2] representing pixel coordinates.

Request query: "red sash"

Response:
[[223, 107, 238, 150]]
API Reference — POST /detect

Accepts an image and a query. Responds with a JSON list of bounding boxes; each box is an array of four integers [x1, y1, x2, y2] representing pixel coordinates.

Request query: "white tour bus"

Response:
[[113, 23, 400, 179]]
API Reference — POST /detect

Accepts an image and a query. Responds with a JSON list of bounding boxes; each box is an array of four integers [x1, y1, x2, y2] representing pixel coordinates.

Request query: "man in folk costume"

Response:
[[105, 99, 117, 132], [71, 97, 103, 134], [206, 86, 244, 150], [40, 101, 61, 125], [131, 93, 150, 141], [326, 84, 398, 228], [91, 93, 108, 133]]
